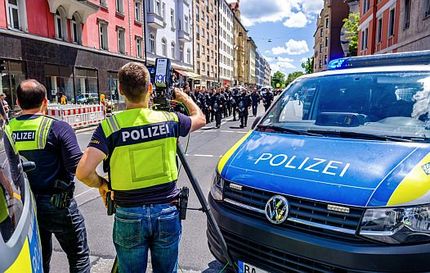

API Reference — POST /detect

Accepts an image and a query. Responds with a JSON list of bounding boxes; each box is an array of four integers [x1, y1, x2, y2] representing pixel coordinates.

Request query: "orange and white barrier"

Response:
[[47, 104, 104, 129]]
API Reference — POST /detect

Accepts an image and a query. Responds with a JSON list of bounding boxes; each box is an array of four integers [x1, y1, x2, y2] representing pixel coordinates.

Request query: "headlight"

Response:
[[359, 205, 430, 244], [210, 172, 224, 201]]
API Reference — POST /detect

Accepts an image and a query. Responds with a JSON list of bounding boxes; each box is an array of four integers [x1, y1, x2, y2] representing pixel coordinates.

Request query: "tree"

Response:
[[285, 71, 304, 86], [343, 12, 359, 56], [301, 57, 314, 74], [271, 71, 286, 89]]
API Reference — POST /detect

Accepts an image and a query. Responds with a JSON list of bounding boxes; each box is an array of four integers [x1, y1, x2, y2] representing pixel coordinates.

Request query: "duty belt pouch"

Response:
[[50, 180, 74, 209], [178, 187, 189, 220]]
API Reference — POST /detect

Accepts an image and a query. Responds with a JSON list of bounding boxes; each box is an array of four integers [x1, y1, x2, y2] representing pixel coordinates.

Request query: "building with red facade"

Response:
[[0, 0, 145, 111], [358, 0, 400, 56], [358, 0, 430, 56]]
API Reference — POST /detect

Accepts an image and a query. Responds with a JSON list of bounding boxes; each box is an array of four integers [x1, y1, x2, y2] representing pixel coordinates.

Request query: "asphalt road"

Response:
[[50, 105, 265, 273]]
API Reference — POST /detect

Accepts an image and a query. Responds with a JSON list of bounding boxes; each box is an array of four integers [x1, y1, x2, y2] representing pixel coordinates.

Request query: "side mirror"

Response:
[[251, 116, 262, 130], [22, 161, 36, 173]]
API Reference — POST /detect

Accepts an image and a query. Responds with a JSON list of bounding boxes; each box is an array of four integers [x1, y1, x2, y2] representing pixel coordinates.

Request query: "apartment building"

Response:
[[229, 1, 247, 86], [0, 0, 145, 110], [245, 37, 257, 85], [144, 0, 194, 83], [218, 0, 234, 87], [313, 0, 349, 71], [263, 59, 271, 87], [193, 0, 218, 87]]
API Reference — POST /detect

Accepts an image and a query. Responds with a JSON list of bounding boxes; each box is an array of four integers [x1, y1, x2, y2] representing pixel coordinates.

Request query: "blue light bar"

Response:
[[327, 50, 430, 70]]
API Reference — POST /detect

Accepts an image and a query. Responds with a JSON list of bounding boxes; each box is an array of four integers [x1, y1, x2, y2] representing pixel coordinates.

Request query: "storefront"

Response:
[[0, 60, 26, 115]]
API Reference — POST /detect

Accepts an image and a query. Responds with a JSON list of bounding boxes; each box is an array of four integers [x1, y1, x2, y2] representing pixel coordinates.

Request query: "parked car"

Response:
[[208, 51, 430, 273]]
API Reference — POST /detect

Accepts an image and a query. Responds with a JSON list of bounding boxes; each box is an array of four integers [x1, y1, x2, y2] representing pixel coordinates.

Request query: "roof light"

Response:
[[328, 50, 430, 70]]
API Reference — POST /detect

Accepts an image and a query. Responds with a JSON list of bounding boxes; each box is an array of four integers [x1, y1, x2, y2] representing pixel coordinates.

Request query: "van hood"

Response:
[[219, 131, 430, 207]]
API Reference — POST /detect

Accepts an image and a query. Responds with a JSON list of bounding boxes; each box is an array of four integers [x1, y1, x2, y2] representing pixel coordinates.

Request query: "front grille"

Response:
[[209, 226, 349, 273], [223, 181, 367, 243]]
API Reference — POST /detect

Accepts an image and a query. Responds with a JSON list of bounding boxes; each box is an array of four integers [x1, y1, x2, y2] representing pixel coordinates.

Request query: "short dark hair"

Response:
[[16, 79, 47, 110], [118, 62, 150, 103]]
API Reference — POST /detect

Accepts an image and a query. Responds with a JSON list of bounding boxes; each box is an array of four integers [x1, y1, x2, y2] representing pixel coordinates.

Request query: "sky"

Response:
[[226, 0, 324, 75]]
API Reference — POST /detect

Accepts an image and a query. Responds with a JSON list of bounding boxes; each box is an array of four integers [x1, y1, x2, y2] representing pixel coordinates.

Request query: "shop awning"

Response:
[[175, 69, 201, 79]]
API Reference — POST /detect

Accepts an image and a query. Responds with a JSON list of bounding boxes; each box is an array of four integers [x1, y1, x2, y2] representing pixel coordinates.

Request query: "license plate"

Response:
[[238, 260, 268, 273]]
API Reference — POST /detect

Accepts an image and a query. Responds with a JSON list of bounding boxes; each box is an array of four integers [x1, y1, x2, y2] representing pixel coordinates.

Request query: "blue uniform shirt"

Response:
[[88, 111, 192, 206], [4, 115, 82, 195]]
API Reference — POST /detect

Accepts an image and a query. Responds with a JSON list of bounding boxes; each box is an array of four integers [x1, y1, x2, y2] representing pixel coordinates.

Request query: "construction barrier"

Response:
[[47, 104, 104, 129]]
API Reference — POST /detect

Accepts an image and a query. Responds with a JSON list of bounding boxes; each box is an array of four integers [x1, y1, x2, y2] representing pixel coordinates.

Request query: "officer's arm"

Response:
[[76, 147, 106, 188], [174, 88, 206, 132]]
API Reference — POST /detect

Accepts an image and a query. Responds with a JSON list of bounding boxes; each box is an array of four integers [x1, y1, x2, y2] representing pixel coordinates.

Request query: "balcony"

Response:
[[147, 12, 165, 29], [178, 30, 191, 42], [47, 0, 99, 23]]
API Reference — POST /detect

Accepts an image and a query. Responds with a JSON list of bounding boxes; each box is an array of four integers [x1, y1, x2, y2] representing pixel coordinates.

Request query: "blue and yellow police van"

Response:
[[0, 136, 43, 272], [208, 51, 430, 273]]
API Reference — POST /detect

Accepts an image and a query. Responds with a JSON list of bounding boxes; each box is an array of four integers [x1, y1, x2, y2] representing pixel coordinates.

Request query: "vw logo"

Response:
[[265, 195, 289, 224]]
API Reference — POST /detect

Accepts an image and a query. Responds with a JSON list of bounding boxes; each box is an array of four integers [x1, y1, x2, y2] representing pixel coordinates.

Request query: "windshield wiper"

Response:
[[257, 124, 321, 136], [308, 130, 414, 142]]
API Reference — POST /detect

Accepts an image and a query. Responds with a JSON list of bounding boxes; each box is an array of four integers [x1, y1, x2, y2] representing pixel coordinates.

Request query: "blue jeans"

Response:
[[114, 204, 181, 273]]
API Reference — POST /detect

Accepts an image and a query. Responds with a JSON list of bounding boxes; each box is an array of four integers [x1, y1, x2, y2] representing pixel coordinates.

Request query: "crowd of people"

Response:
[[182, 84, 275, 128]]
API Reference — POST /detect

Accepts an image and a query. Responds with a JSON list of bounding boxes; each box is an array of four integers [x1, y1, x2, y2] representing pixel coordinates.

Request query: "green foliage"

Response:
[[271, 71, 286, 88], [343, 12, 359, 56], [301, 57, 314, 74], [285, 71, 304, 86]]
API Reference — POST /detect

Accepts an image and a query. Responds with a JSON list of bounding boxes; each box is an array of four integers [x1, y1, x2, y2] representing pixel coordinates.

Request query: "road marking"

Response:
[[195, 129, 248, 134]]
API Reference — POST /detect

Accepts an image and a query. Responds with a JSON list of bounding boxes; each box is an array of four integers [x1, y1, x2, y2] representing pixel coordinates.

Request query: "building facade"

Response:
[[0, 0, 146, 111], [218, 0, 234, 87], [193, 0, 218, 87], [263, 59, 271, 87], [313, 0, 349, 72], [245, 37, 256, 85], [230, 1, 247, 86], [358, 0, 401, 55], [255, 51, 265, 88]]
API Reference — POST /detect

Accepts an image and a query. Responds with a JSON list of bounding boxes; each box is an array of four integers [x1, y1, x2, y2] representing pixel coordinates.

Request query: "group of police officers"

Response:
[[2, 62, 275, 273], [184, 85, 274, 128]]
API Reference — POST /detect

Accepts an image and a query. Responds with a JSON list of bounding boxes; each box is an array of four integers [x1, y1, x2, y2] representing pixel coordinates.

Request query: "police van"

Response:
[[208, 51, 430, 273], [0, 136, 42, 272]]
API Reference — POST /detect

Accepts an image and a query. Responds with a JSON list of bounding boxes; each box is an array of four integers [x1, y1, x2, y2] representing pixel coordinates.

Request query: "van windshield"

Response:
[[261, 72, 430, 142]]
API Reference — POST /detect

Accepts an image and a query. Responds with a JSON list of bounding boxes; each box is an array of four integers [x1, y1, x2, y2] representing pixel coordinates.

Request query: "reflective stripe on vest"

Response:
[[101, 108, 179, 191], [5, 116, 54, 153]]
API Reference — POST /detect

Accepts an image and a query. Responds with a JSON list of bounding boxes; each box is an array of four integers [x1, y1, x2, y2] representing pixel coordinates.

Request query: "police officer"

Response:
[[231, 87, 240, 121], [250, 89, 260, 117], [212, 89, 225, 128], [238, 89, 251, 128], [262, 89, 274, 111], [3, 79, 90, 273], [76, 62, 206, 273]]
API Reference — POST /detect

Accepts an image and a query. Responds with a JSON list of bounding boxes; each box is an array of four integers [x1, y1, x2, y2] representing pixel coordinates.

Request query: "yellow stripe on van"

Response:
[[5, 239, 32, 273], [388, 153, 430, 206], [217, 131, 252, 174]]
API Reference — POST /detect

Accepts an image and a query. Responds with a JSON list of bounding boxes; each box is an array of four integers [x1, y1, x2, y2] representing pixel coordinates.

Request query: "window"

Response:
[[75, 68, 98, 104], [155, 0, 161, 16], [426, 0, 430, 17], [116, 0, 124, 14], [55, 8, 67, 40], [325, 37, 328, 47], [320, 28, 323, 37], [170, 9, 175, 29], [186, 49, 191, 64], [404, 0, 411, 29], [179, 46, 184, 61], [99, 21, 108, 50], [162, 3, 166, 20], [388, 8, 395, 37], [71, 13, 82, 44], [196, 6, 199, 21], [184, 16, 189, 33], [136, 37, 143, 58], [361, 28, 368, 50], [161, 38, 167, 56], [325, 17, 329, 28], [7, 0, 20, 30], [100, 0, 107, 7], [135, 0, 142, 22], [149, 33, 155, 53], [377, 17, 382, 43], [363, 0, 370, 13], [117, 28, 125, 54], [171, 42, 175, 58]]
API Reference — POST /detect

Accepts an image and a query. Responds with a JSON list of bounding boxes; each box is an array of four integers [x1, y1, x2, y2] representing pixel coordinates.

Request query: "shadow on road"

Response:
[[202, 260, 228, 273]]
